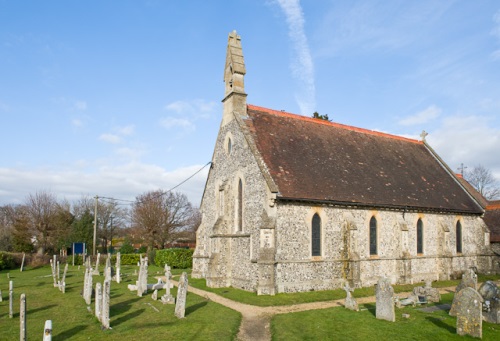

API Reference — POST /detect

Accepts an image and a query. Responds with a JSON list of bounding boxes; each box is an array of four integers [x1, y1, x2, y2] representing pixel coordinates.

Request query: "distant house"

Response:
[[484, 201, 500, 254], [192, 31, 498, 295]]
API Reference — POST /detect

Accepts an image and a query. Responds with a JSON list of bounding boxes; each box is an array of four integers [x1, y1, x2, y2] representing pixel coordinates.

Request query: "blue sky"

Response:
[[1, 0, 499, 206]]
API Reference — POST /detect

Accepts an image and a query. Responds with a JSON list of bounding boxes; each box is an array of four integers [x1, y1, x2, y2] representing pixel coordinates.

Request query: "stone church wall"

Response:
[[274, 202, 497, 293]]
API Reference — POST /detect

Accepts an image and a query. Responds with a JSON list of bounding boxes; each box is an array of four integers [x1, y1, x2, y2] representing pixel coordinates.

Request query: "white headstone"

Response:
[[43, 320, 52, 341], [20, 293, 27, 341], [174, 272, 188, 318]]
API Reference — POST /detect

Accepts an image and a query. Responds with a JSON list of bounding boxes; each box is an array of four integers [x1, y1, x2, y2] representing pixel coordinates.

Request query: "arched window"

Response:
[[227, 137, 232, 155], [312, 213, 321, 256], [369, 216, 377, 256], [237, 179, 243, 231], [417, 219, 424, 254], [456, 221, 462, 253]]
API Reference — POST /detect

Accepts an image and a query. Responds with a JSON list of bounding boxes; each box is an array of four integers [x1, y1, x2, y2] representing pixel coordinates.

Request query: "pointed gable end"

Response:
[[243, 105, 483, 214]]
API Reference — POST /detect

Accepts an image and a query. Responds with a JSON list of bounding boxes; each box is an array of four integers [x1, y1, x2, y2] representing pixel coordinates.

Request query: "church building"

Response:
[[192, 31, 498, 295]]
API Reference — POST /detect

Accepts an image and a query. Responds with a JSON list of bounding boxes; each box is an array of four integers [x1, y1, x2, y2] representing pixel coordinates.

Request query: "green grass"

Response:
[[0, 265, 240, 340], [271, 293, 500, 340]]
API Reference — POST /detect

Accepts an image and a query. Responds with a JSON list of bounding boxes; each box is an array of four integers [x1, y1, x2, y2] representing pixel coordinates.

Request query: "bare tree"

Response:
[[97, 199, 127, 253], [464, 164, 500, 200], [24, 190, 59, 254], [131, 190, 193, 251]]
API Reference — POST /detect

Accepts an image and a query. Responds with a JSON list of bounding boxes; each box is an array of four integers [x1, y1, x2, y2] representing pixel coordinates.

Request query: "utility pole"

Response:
[[93, 195, 99, 256]]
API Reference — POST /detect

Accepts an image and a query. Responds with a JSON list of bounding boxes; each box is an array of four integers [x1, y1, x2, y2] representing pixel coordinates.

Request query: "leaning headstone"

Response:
[[174, 272, 188, 319], [20, 293, 26, 341], [455, 287, 483, 338], [343, 283, 359, 311], [101, 280, 111, 329], [20, 252, 25, 272], [450, 268, 478, 316], [95, 282, 103, 322], [43, 320, 52, 341], [93, 253, 101, 276], [152, 289, 158, 301], [161, 265, 175, 304], [59, 264, 69, 293], [375, 277, 395, 322], [9, 280, 13, 318]]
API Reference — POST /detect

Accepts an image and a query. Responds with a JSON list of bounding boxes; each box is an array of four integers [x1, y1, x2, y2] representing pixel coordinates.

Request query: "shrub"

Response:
[[155, 248, 193, 269], [0, 252, 15, 270], [120, 253, 141, 265], [120, 238, 135, 254]]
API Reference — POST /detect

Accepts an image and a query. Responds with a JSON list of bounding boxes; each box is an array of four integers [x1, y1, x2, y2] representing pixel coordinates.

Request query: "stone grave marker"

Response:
[[455, 287, 483, 339], [93, 253, 101, 276], [375, 277, 395, 322], [161, 264, 175, 304], [9, 280, 13, 318], [101, 280, 111, 329], [59, 263, 69, 293], [478, 280, 500, 324], [95, 282, 102, 321], [175, 272, 189, 319], [413, 280, 440, 303], [115, 252, 121, 283], [450, 268, 478, 316], [152, 289, 158, 301], [50, 258, 57, 288], [43, 320, 52, 341], [20, 252, 25, 272], [20, 293, 26, 341], [343, 283, 359, 311]]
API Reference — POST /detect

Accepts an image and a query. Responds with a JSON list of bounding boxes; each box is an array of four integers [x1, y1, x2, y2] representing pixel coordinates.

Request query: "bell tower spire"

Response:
[[222, 30, 247, 126]]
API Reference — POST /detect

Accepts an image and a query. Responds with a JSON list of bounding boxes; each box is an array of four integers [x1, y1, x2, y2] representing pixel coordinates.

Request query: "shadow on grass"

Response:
[[185, 301, 208, 316], [112, 308, 145, 327], [55, 325, 88, 339], [27, 304, 57, 315], [425, 316, 455, 334], [363, 303, 376, 317]]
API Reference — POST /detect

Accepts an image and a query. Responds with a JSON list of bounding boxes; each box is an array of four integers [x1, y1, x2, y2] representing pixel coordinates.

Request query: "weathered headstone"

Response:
[[413, 280, 440, 303], [161, 264, 175, 304], [50, 258, 57, 288], [0, 289, 2, 302], [115, 252, 121, 283], [343, 283, 359, 311], [20, 293, 26, 341], [84, 266, 93, 305], [93, 253, 101, 276], [478, 281, 500, 324], [95, 282, 102, 321], [450, 268, 478, 316], [137, 257, 148, 297], [174, 272, 188, 319], [101, 280, 111, 329], [56, 260, 60, 282], [43, 320, 52, 341], [105, 254, 112, 282], [59, 263, 69, 293], [455, 287, 483, 338], [9, 280, 13, 318], [375, 277, 395, 322], [152, 289, 158, 301], [20, 252, 25, 272]]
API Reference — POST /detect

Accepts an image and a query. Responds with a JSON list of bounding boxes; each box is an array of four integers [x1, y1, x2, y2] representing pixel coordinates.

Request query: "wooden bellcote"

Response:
[[222, 30, 247, 126]]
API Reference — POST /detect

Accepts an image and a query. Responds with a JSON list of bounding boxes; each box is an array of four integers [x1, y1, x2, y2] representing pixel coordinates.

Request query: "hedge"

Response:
[[0, 252, 15, 270], [155, 248, 193, 269]]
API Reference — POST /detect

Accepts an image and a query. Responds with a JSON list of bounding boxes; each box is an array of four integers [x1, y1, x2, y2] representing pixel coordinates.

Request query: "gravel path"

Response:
[[172, 280, 458, 341]]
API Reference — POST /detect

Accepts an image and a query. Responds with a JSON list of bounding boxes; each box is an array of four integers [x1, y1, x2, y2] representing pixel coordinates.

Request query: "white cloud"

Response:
[[116, 125, 135, 136], [426, 114, 500, 179], [399, 105, 441, 126], [99, 133, 121, 144], [275, 0, 316, 115], [164, 99, 217, 117], [74, 100, 87, 111], [0, 162, 209, 206], [160, 117, 195, 131]]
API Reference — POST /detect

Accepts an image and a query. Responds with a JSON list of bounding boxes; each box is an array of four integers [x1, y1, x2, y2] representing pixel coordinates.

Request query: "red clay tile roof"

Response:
[[244, 105, 483, 214], [485, 201, 500, 242]]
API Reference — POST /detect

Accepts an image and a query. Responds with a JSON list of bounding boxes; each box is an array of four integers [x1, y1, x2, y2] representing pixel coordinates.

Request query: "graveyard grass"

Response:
[[271, 293, 500, 340], [0, 265, 241, 340]]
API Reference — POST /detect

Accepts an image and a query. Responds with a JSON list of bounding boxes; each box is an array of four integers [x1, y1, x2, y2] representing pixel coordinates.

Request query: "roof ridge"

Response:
[[247, 104, 422, 144]]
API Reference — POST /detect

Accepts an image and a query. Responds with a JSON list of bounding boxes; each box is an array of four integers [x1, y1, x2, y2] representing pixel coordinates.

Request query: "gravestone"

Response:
[[56, 260, 60, 282], [175, 272, 189, 318], [20, 252, 25, 272], [84, 266, 93, 305], [152, 289, 158, 301], [9, 280, 13, 318], [450, 268, 478, 316], [478, 281, 500, 324], [101, 280, 111, 329], [343, 283, 359, 311], [161, 264, 175, 304], [0, 289, 2, 302], [50, 258, 57, 288], [137, 257, 148, 297], [115, 252, 121, 283], [455, 287, 483, 338], [95, 282, 102, 321], [59, 263, 69, 293], [20, 293, 26, 341], [93, 253, 101, 276], [105, 254, 113, 282], [375, 277, 395, 322], [43, 320, 52, 341], [413, 280, 440, 303]]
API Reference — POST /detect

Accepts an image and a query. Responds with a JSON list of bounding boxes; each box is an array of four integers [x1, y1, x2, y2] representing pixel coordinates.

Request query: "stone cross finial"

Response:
[[420, 130, 428, 141]]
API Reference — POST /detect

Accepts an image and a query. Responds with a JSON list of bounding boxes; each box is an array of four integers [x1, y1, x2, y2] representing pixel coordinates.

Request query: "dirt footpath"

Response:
[[172, 280, 459, 341]]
